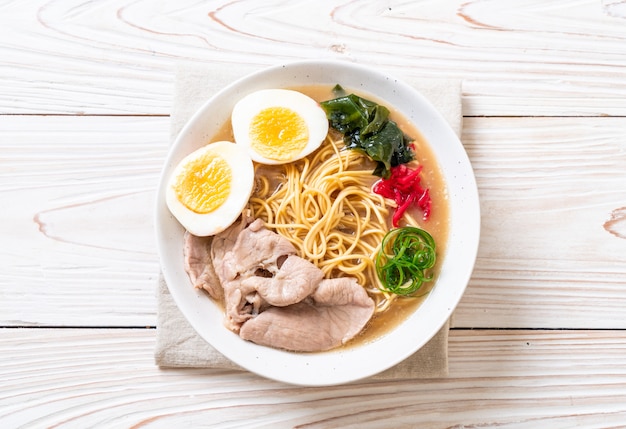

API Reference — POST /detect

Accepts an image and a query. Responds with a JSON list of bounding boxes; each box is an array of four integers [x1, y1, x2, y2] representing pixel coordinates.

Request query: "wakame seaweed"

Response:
[[320, 91, 414, 178]]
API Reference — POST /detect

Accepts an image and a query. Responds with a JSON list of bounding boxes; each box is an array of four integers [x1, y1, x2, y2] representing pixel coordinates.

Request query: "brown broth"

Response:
[[208, 85, 450, 348]]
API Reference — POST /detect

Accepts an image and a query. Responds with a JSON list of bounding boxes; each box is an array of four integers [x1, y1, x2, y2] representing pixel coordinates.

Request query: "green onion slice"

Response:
[[375, 227, 436, 296]]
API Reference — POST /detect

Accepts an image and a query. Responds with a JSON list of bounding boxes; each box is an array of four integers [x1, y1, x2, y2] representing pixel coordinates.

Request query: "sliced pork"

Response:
[[183, 232, 222, 300], [240, 255, 324, 306], [183, 213, 375, 352], [239, 277, 375, 352], [210, 217, 321, 332], [210, 211, 255, 282]]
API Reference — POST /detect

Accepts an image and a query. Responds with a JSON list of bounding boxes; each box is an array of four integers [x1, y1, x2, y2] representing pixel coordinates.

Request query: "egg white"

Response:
[[231, 89, 329, 165], [165, 141, 254, 237]]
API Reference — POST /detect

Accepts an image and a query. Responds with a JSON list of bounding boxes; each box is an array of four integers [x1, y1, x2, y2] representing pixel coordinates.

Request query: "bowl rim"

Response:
[[155, 59, 481, 386]]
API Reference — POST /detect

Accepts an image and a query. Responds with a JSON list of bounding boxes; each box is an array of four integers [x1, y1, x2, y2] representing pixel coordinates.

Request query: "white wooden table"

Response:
[[2, 1, 626, 427]]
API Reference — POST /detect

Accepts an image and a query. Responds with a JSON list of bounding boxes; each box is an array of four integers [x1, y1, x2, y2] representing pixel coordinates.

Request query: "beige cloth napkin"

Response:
[[155, 62, 462, 380]]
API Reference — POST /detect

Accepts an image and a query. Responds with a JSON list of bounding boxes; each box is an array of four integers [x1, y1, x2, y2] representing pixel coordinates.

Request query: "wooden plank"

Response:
[[453, 117, 626, 329], [0, 328, 625, 427], [0, 115, 169, 326], [1, 1, 625, 116], [2, 115, 626, 328]]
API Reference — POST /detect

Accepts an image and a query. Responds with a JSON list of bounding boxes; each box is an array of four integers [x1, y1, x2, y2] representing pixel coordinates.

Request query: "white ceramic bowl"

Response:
[[155, 60, 480, 386]]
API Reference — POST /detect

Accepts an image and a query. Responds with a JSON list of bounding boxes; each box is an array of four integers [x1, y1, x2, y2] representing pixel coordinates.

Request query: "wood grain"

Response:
[[454, 116, 626, 329], [0, 115, 168, 326], [2, 115, 626, 328], [0, 328, 625, 427], [1, 0, 625, 116]]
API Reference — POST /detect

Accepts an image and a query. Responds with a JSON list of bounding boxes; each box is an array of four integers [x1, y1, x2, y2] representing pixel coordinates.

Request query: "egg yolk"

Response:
[[249, 107, 309, 161], [174, 152, 231, 214]]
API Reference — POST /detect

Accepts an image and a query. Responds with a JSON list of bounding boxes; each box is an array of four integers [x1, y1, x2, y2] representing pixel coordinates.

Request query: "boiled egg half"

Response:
[[231, 89, 329, 164], [166, 141, 254, 236]]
